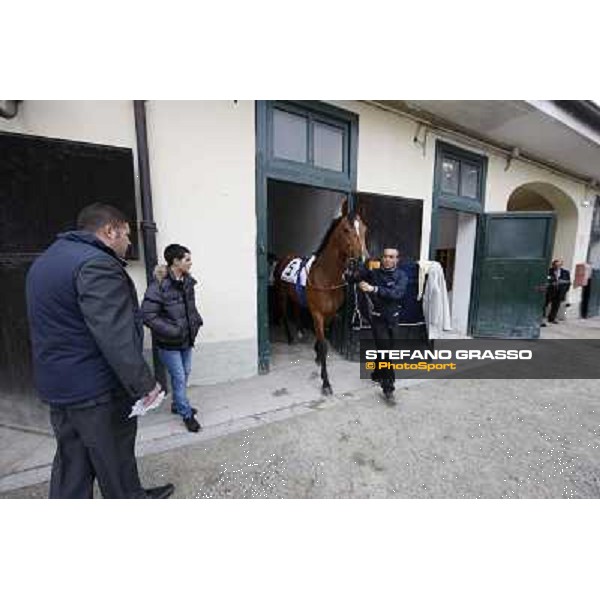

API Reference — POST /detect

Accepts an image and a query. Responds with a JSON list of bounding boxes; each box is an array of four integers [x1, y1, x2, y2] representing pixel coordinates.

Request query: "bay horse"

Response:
[[274, 202, 368, 395]]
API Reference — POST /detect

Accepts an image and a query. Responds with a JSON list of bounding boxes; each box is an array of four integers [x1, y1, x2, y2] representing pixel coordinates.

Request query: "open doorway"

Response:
[[432, 208, 478, 335], [266, 179, 347, 364], [0, 131, 139, 429]]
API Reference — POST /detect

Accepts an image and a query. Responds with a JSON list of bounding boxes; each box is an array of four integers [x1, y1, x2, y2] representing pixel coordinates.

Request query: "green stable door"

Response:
[[470, 212, 555, 339]]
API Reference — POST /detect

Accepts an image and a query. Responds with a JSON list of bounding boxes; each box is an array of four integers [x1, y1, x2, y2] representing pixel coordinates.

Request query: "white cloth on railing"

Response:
[[417, 260, 435, 300], [419, 261, 452, 339]]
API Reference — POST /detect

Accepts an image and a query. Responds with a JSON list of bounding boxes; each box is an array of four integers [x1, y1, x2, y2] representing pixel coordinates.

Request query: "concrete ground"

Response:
[[2, 317, 600, 498]]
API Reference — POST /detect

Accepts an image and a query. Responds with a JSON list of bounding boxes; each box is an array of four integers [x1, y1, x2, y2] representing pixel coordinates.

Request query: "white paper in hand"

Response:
[[129, 391, 166, 418]]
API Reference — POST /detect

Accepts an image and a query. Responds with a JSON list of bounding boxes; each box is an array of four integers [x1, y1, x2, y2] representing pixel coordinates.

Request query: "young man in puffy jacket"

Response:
[[26, 203, 173, 499], [357, 248, 408, 404], [142, 244, 204, 432]]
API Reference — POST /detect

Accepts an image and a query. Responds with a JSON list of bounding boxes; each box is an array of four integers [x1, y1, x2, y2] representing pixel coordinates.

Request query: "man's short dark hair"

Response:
[[77, 203, 129, 232], [164, 244, 191, 266]]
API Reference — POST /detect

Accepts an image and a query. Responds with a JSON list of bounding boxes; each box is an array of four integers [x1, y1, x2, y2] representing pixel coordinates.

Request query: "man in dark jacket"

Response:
[[26, 203, 174, 499], [544, 258, 571, 324], [142, 244, 203, 432], [357, 247, 408, 404]]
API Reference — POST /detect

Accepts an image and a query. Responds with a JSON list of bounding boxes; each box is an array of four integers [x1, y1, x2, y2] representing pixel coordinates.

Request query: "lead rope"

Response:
[[351, 283, 374, 330]]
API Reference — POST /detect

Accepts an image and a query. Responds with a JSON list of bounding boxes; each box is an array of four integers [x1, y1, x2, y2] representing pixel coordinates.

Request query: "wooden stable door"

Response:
[[470, 212, 555, 338], [0, 132, 138, 398]]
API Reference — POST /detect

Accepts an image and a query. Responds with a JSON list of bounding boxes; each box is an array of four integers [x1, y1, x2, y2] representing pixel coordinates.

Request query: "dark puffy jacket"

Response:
[[397, 262, 425, 325], [25, 231, 156, 406], [357, 263, 408, 325], [141, 265, 203, 350]]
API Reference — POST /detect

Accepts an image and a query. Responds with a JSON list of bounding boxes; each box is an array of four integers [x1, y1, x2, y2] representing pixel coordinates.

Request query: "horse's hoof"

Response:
[[322, 385, 333, 396]]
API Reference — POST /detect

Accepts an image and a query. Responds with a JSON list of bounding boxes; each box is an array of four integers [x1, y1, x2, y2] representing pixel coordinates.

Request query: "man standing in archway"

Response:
[[544, 258, 571, 324]]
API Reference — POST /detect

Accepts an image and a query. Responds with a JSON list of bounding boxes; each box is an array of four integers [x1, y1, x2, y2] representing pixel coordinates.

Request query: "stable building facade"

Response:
[[1, 100, 599, 399]]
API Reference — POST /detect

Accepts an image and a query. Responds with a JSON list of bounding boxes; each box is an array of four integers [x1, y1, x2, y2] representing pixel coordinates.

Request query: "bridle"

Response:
[[307, 257, 363, 292], [306, 214, 366, 292]]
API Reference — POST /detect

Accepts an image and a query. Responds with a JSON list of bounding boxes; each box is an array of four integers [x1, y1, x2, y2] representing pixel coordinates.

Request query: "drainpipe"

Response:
[[133, 100, 166, 387]]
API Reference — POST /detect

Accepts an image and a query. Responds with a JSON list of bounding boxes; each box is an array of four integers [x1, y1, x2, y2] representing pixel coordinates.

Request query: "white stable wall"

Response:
[[485, 153, 592, 309], [2, 100, 597, 380], [145, 101, 257, 384], [328, 101, 437, 260], [328, 102, 592, 317], [1, 100, 258, 385]]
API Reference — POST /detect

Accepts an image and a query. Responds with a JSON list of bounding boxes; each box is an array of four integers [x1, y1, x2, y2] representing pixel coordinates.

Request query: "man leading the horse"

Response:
[[356, 247, 407, 404]]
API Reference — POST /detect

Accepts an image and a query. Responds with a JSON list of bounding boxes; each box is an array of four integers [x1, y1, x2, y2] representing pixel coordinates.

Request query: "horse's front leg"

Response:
[[313, 314, 332, 395], [319, 339, 332, 395]]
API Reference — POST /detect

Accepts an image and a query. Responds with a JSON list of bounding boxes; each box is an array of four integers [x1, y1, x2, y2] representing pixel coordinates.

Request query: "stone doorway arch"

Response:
[[507, 181, 578, 269]]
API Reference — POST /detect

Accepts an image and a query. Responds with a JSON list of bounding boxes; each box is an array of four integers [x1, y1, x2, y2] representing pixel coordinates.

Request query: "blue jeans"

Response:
[[158, 348, 193, 419]]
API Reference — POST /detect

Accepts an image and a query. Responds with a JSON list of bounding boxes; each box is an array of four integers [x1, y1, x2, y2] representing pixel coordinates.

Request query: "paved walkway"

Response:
[[1, 317, 599, 495], [0, 338, 400, 492]]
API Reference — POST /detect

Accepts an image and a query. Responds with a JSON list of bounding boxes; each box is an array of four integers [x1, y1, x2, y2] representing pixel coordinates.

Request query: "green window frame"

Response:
[[255, 100, 358, 373], [433, 141, 487, 213], [264, 101, 356, 191]]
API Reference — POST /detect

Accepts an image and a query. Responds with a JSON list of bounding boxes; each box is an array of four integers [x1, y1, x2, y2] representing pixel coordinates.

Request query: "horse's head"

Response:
[[338, 199, 368, 260], [330, 211, 368, 280]]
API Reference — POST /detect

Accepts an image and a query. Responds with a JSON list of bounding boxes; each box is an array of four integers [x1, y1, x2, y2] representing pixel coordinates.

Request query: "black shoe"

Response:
[[383, 389, 396, 405], [540, 323, 547, 327], [183, 415, 201, 433], [171, 405, 198, 416], [144, 483, 175, 499]]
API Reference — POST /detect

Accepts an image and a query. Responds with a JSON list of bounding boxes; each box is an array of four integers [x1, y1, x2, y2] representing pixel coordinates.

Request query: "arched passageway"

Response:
[[507, 182, 578, 268]]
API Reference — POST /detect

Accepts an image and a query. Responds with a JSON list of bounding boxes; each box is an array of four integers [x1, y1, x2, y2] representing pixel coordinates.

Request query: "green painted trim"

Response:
[[255, 100, 360, 373], [468, 211, 556, 336], [266, 100, 357, 192], [467, 213, 487, 335], [261, 163, 351, 192], [255, 101, 270, 373], [430, 140, 489, 334], [349, 115, 359, 191]]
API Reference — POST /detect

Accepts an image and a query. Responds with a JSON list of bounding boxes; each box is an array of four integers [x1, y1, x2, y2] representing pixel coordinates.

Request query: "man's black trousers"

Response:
[[370, 318, 401, 393], [544, 286, 562, 323], [49, 392, 145, 499]]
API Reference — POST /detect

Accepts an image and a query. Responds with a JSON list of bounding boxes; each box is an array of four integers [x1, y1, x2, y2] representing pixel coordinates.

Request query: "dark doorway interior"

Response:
[[334, 192, 423, 359], [266, 179, 346, 344], [0, 132, 138, 422], [356, 192, 422, 261]]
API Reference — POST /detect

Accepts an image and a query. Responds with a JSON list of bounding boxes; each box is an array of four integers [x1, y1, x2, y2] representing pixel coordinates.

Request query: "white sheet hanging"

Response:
[[418, 260, 452, 339]]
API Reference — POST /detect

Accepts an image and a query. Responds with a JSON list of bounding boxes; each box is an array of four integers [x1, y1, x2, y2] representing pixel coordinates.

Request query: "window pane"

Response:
[[313, 122, 344, 171], [487, 219, 548, 258], [441, 157, 459, 194], [273, 109, 307, 163], [461, 163, 479, 199]]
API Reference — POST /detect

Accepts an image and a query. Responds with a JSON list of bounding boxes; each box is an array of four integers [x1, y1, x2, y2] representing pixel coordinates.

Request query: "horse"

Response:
[[273, 201, 368, 395]]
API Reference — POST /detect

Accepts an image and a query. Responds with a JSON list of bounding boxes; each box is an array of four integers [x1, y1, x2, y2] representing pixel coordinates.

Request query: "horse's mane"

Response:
[[314, 216, 342, 256]]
